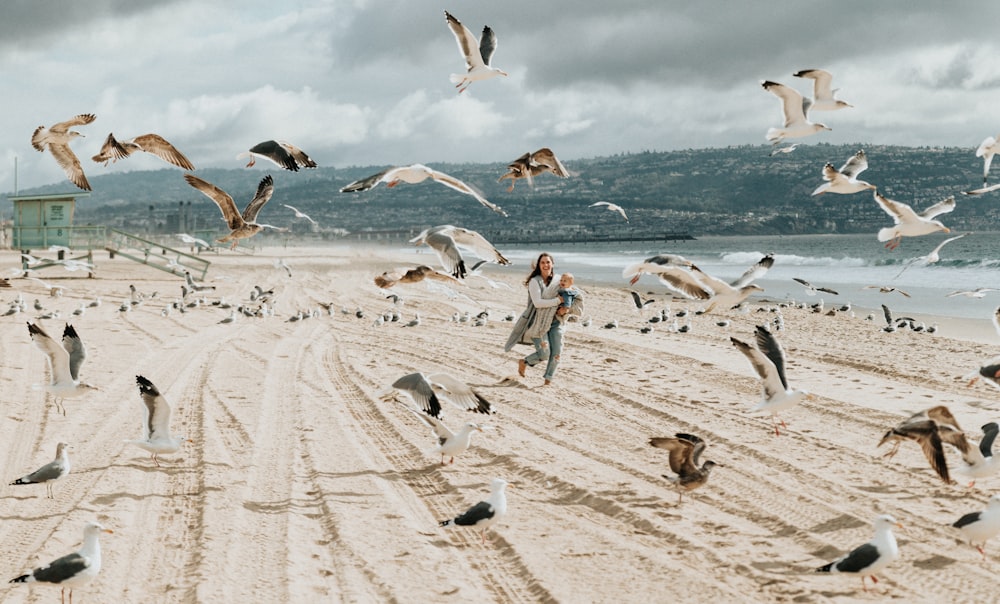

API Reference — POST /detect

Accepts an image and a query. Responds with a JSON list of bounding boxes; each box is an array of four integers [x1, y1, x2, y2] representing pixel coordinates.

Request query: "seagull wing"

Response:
[[882, 304, 893, 325], [874, 192, 920, 226], [530, 148, 569, 177], [920, 196, 956, 220], [241, 174, 275, 223], [136, 375, 173, 441], [731, 336, 785, 399], [130, 133, 195, 170], [794, 68, 835, 100], [929, 233, 967, 257], [91, 132, 131, 163], [479, 25, 498, 66], [428, 372, 492, 414], [445, 226, 510, 265], [340, 168, 393, 193], [424, 230, 464, 277], [392, 372, 443, 418], [184, 174, 244, 230], [839, 150, 868, 179], [650, 266, 714, 300], [278, 141, 317, 168], [47, 142, 90, 191], [51, 114, 97, 131], [649, 436, 698, 476], [896, 420, 950, 482], [753, 325, 789, 390], [28, 323, 73, 385], [762, 80, 808, 126], [425, 167, 507, 216], [61, 324, 86, 382], [403, 405, 454, 445], [730, 254, 774, 288], [445, 11, 484, 71], [980, 422, 999, 457]]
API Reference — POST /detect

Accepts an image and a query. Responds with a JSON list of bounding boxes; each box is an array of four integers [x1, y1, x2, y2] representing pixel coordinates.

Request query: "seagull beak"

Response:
[[103, 528, 114, 534], [943, 227, 951, 233]]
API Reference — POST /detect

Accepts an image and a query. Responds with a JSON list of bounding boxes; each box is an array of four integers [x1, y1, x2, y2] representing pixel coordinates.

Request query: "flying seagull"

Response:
[[649, 433, 718, 504], [9, 442, 71, 498], [877, 405, 971, 484], [894, 233, 967, 278], [811, 150, 875, 195], [282, 204, 317, 225], [31, 113, 96, 190], [792, 277, 839, 296], [622, 254, 696, 286], [176, 233, 210, 248], [91, 132, 194, 169], [374, 265, 464, 289], [793, 68, 853, 111], [862, 285, 911, 298], [760, 80, 831, 144], [125, 375, 187, 467], [730, 325, 813, 435], [439, 478, 511, 544], [409, 225, 510, 279], [589, 201, 629, 222], [237, 140, 316, 171], [815, 514, 902, 593], [390, 371, 493, 419], [444, 11, 507, 93], [975, 134, 1000, 185], [341, 164, 506, 216], [874, 191, 954, 250], [28, 323, 97, 415], [497, 148, 569, 191], [184, 174, 283, 249], [9, 521, 113, 604]]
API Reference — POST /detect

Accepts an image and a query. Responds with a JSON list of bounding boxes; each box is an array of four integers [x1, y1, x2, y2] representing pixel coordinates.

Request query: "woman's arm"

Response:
[[528, 277, 561, 308]]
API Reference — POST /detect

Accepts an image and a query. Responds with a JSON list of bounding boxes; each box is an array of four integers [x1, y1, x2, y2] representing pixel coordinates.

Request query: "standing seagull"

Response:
[[237, 140, 316, 171], [409, 224, 510, 279], [439, 478, 511, 544], [874, 191, 954, 250], [9, 521, 113, 604], [815, 514, 902, 593], [28, 323, 97, 415], [444, 11, 507, 93], [125, 375, 187, 467], [497, 148, 570, 191], [31, 114, 96, 191], [760, 80, 831, 144], [589, 201, 629, 222], [9, 442, 71, 498], [403, 406, 483, 465], [91, 132, 194, 169], [975, 134, 1000, 185], [341, 164, 507, 216], [648, 433, 718, 504], [811, 150, 875, 195], [282, 204, 317, 225], [952, 494, 1000, 560], [954, 422, 1000, 487], [793, 69, 853, 111], [184, 174, 282, 249], [730, 325, 813, 436]]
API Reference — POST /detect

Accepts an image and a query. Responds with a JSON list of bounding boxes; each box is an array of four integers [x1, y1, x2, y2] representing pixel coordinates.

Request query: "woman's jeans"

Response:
[[525, 320, 564, 380]]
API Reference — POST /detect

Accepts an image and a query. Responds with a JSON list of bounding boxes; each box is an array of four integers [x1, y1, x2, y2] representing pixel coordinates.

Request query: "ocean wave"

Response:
[[720, 251, 867, 268]]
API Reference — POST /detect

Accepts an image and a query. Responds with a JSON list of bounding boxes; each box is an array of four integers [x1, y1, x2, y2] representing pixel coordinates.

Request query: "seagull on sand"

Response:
[[444, 11, 507, 93], [282, 204, 317, 225], [894, 233, 967, 278], [184, 174, 283, 249], [237, 140, 317, 171], [184, 270, 215, 293], [648, 433, 718, 504], [874, 191, 954, 250], [589, 201, 629, 222], [402, 405, 484, 465], [389, 371, 493, 419], [811, 150, 875, 195], [952, 494, 1000, 560], [31, 113, 96, 190], [730, 325, 813, 436], [341, 164, 507, 216], [9, 442, 71, 498], [760, 80, 831, 144], [815, 514, 902, 593], [91, 132, 194, 169], [125, 375, 187, 467], [792, 277, 839, 296], [793, 68, 853, 111], [954, 422, 1000, 487], [439, 478, 511, 544], [877, 405, 971, 484], [409, 225, 510, 279], [497, 148, 570, 191], [975, 134, 1000, 185], [28, 323, 97, 415], [9, 521, 113, 604], [374, 265, 464, 289]]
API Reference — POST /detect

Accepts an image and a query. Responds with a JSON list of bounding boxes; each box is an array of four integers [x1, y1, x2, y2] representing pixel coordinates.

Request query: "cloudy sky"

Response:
[[4, 1, 1000, 192]]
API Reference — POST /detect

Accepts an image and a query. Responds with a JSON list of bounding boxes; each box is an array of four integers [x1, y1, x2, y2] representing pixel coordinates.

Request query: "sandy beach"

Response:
[[1, 243, 999, 603]]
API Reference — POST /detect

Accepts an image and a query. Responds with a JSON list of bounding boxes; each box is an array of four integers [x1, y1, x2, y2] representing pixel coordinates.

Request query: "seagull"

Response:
[[31, 113, 96, 190], [176, 233, 211, 248], [648, 433, 718, 504], [760, 80, 831, 144], [282, 204, 317, 225], [439, 478, 511, 544], [390, 372, 493, 419], [793, 69, 853, 111], [952, 494, 1000, 560], [622, 254, 696, 286], [497, 148, 569, 191], [9, 442, 71, 498], [811, 150, 876, 195], [237, 140, 316, 171], [954, 422, 1000, 487], [91, 132, 194, 169], [444, 11, 507, 93], [341, 164, 506, 216], [862, 285, 911, 298], [947, 287, 999, 298], [730, 325, 813, 436], [894, 233, 967, 278], [374, 265, 464, 289], [815, 514, 902, 593], [184, 174, 282, 249], [28, 323, 97, 415], [975, 134, 1000, 185], [9, 521, 113, 604], [409, 225, 510, 279], [624, 254, 772, 313], [184, 270, 216, 292], [962, 183, 1000, 196], [125, 375, 187, 467], [629, 291, 656, 312], [27, 277, 68, 297], [792, 277, 839, 296], [877, 406, 971, 484], [874, 191, 954, 250], [402, 406, 483, 465], [967, 308, 1000, 391], [589, 201, 629, 222], [274, 258, 292, 278], [769, 143, 799, 156]]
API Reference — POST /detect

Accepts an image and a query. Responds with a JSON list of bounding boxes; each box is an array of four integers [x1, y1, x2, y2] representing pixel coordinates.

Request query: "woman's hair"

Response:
[[524, 252, 554, 286]]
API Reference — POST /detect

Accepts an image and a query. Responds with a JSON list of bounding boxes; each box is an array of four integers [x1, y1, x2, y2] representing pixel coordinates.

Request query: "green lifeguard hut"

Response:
[[8, 191, 90, 251]]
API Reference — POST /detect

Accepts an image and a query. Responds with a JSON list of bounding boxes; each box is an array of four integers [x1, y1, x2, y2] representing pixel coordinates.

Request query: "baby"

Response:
[[557, 273, 580, 309]]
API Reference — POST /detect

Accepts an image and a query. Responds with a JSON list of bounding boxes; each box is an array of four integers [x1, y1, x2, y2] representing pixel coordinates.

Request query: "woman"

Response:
[[504, 253, 582, 385]]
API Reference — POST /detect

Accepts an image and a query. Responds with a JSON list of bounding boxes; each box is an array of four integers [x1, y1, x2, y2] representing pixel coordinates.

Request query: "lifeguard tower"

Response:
[[9, 191, 103, 276]]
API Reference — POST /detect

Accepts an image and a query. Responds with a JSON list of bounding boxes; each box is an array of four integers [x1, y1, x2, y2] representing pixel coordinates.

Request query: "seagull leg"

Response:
[[152, 453, 161, 468], [883, 442, 901, 459], [246, 158, 255, 168], [480, 529, 487, 545], [977, 544, 987, 560]]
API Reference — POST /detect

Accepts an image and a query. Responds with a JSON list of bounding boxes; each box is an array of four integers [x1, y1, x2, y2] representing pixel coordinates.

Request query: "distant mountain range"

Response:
[[5, 143, 996, 239]]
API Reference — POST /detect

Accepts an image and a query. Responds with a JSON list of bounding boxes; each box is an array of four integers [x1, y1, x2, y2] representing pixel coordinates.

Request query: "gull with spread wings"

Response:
[[185, 174, 284, 249], [341, 164, 506, 216]]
